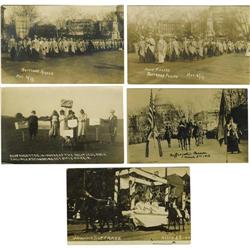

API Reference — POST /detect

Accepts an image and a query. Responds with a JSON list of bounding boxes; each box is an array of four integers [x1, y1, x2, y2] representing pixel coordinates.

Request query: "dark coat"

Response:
[[28, 115, 38, 132]]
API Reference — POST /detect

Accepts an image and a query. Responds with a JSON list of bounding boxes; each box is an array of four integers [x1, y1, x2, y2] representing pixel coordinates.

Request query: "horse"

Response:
[[79, 196, 99, 232], [177, 125, 187, 150], [79, 195, 124, 233], [164, 125, 172, 148], [185, 123, 193, 150], [165, 202, 185, 232], [97, 201, 124, 233]]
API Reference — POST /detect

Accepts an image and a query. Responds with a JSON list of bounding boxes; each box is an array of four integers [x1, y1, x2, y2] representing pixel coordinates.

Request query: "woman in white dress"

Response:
[[137, 35, 146, 63], [78, 109, 87, 142], [156, 35, 167, 63], [59, 110, 67, 138], [49, 110, 59, 138]]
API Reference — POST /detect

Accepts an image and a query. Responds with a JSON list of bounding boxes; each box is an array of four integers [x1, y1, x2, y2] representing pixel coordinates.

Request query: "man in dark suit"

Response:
[[28, 110, 38, 140]]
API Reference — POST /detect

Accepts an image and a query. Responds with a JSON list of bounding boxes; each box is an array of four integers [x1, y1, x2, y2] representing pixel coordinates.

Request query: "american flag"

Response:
[[148, 89, 156, 131], [145, 89, 163, 157]]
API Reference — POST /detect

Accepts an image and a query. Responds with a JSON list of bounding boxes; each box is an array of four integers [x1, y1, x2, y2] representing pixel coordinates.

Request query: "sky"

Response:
[[2, 87, 123, 119], [127, 88, 222, 115], [144, 167, 189, 178], [128, 6, 209, 24], [4, 5, 117, 24], [127, 6, 249, 25]]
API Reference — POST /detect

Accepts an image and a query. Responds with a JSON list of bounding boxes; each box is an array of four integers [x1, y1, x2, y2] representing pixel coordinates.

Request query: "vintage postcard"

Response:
[[1, 87, 123, 163], [67, 167, 191, 244], [1, 5, 124, 83], [127, 5, 250, 84], [127, 88, 248, 163]]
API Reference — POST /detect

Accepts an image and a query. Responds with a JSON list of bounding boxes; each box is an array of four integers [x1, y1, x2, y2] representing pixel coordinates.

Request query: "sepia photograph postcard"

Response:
[[127, 5, 250, 84], [127, 88, 248, 163], [1, 87, 123, 164], [67, 167, 191, 244], [1, 5, 124, 84]]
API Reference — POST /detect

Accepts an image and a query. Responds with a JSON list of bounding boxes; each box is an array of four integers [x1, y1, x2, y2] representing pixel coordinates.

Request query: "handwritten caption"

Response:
[[144, 67, 205, 80], [161, 234, 191, 241], [170, 151, 210, 159], [16, 67, 54, 82], [144, 67, 178, 79], [73, 235, 121, 241], [9, 153, 107, 162]]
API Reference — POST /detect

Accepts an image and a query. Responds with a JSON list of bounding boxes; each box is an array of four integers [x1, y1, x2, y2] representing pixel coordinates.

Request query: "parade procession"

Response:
[[0, 3, 250, 249], [127, 88, 248, 163], [129, 5, 250, 64], [7, 36, 123, 61], [128, 5, 250, 84], [1, 5, 124, 83], [67, 167, 191, 242], [135, 36, 250, 63]]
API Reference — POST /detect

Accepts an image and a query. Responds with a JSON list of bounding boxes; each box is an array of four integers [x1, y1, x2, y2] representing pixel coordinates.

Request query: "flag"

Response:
[[61, 99, 73, 108], [148, 89, 156, 130], [145, 89, 163, 157], [217, 89, 227, 145]]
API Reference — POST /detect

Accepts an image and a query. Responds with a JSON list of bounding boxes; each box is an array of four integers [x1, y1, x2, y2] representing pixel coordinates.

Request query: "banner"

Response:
[[61, 99, 73, 108]]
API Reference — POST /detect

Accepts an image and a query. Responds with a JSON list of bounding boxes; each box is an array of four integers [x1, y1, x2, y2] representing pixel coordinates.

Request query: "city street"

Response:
[[128, 52, 250, 84], [68, 222, 191, 243], [1, 51, 124, 84], [128, 138, 248, 163]]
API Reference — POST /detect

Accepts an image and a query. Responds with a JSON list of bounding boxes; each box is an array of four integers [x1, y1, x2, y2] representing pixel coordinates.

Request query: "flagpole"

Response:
[[226, 147, 228, 163], [145, 88, 163, 158], [218, 89, 228, 163]]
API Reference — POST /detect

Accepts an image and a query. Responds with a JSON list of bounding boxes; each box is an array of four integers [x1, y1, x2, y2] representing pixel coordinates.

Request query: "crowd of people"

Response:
[[7, 35, 124, 61], [135, 34, 250, 63], [21, 108, 118, 145], [164, 118, 204, 149], [129, 113, 242, 154]]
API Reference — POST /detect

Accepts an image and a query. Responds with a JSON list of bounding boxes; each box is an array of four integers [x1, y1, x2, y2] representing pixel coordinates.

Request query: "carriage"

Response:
[[113, 168, 171, 230]]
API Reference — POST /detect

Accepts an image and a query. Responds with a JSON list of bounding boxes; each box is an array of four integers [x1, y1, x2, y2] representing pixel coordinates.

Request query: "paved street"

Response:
[[128, 138, 248, 163], [128, 53, 250, 84], [1, 51, 124, 84], [68, 222, 191, 243]]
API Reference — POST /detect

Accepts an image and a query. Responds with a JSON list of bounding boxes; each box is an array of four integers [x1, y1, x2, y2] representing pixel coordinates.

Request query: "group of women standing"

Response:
[[136, 34, 250, 64], [7, 35, 123, 61], [49, 109, 87, 144]]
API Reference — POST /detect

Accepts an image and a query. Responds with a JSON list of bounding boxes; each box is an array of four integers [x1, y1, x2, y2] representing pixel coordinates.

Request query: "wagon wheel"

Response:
[[128, 219, 136, 231]]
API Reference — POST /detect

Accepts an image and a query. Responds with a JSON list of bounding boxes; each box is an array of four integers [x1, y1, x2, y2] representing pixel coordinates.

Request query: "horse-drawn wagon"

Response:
[[114, 168, 172, 230], [67, 168, 188, 233]]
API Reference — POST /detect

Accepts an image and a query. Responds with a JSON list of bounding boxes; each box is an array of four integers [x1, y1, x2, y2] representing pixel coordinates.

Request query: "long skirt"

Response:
[[145, 48, 155, 63], [10, 47, 16, 60], [157, 52, 165, 63], [49, 122, 59, 137], [227, 135, 239, 153], [32, 49, 40, 60], [78, 122, 86, 137]]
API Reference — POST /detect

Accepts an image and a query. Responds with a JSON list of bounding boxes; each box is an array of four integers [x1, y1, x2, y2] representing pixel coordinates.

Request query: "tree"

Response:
[[28, 24, 57, 38], [225, 89, 248, 110], [222, 6, 250, 40], [8, 6, 38, 24]]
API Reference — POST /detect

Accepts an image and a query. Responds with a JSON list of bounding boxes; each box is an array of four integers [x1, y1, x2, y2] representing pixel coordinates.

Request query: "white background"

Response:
[[0, 0, 250, 249]]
